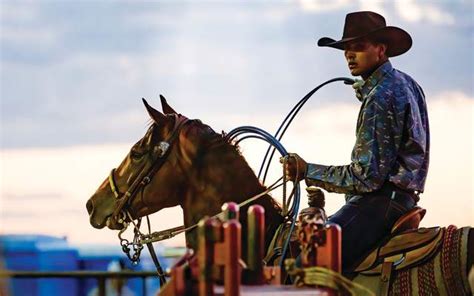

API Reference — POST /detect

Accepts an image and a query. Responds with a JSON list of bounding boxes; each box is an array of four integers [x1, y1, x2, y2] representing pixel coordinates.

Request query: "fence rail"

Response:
[[0, 270, 163, 296]]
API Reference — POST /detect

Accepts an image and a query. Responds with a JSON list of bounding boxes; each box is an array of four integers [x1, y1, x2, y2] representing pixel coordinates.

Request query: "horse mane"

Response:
[[190, 120, 283, 214]]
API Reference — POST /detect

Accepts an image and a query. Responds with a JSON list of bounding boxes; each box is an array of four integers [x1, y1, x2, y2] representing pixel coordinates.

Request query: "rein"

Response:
[[137, 175, 285, 244], [116, 175, 286, 284]]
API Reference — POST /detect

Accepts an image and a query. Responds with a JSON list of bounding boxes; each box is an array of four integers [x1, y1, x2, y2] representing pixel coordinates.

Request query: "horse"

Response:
[[86, 97, 474, 295], [86, 97, 285, 260]]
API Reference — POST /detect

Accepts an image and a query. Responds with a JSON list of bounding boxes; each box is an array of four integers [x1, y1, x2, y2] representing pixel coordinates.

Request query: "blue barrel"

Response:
[[0, 234, 78, 296], [76, 244, 155, 295], [0, 235, 181, 296], [37, 240, 79, 295], [76, 245, 122, 296], [75, 244, 168, 296]]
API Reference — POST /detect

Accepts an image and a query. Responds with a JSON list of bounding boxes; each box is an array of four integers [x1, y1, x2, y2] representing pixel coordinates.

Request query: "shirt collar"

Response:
[[353, 61, 393, 101]]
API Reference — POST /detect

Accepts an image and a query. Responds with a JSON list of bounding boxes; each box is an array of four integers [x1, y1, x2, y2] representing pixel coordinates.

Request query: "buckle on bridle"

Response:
[[157, 141, 170, 157], [117, 210, 127, 224]]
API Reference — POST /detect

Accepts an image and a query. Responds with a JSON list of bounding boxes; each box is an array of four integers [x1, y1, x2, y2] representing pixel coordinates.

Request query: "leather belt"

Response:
[[377, 182, 419, 207]]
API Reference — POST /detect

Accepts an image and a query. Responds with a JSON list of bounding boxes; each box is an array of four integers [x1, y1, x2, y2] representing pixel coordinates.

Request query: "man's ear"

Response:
[[378, 43, 388, 60]]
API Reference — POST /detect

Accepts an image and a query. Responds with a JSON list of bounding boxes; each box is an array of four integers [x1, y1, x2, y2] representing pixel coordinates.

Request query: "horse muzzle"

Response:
[[105, 215, 126, 230], [86, 200, 103, 229]]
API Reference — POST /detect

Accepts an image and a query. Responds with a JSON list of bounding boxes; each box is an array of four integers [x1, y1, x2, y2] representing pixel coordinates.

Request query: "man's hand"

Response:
[[280, 153, 308, 182]]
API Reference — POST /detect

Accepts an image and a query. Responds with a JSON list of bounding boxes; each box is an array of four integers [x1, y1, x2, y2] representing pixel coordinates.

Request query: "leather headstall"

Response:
[[108, 114, 189, 221]]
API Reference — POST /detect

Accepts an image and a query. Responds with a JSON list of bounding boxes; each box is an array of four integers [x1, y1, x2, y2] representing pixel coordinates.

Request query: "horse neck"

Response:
[[180, 143, 282, 249]]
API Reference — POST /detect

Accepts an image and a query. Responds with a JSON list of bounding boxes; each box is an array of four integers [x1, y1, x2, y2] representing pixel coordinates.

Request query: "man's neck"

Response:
[[361, 58, 389, 80]]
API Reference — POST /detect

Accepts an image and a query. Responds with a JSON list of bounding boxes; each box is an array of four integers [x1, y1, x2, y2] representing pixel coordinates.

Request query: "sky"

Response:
[[1, 0, 473, 247]]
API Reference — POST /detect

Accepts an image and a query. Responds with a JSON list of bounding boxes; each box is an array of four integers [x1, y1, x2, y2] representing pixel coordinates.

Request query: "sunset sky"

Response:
[[1, 1, 472, 247]]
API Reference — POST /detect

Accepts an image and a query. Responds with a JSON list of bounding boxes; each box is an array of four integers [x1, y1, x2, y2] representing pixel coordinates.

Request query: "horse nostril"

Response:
[[86, 199, 94, 215]]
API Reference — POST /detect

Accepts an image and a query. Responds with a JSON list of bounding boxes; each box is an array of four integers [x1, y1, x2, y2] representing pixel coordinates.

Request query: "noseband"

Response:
[[108, 114, 188, 221]]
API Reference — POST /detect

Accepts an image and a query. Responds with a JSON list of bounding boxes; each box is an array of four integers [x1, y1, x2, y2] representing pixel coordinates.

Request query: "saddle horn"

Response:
[[160, 95, 177, 114]]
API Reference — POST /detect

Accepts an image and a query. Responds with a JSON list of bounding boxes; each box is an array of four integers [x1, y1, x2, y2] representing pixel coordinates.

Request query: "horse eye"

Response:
[[130, 150, 145, 159]]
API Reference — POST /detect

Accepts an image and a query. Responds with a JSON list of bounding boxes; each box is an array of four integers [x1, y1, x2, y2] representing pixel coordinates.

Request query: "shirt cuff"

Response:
[[305, 163, 329, 183]]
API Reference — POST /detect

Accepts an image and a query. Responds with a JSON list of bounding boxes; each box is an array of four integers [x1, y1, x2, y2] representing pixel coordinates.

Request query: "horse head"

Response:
[[86, 96, 200, 230]]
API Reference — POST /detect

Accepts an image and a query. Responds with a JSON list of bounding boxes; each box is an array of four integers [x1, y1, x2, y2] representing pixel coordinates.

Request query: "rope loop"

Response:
[[285, 259, 375, 296]]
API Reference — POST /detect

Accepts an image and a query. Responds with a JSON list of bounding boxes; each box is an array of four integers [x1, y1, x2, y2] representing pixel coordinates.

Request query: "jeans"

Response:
[[327, 183, 417, 273]]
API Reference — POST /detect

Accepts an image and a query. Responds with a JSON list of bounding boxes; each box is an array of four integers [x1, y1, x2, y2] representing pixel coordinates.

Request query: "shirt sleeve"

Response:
[[305, 93, 403, 194]]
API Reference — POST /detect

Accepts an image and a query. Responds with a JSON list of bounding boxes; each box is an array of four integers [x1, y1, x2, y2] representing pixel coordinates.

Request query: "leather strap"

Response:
[[147, 242, 167, 286], [379, 261, 393, 296]]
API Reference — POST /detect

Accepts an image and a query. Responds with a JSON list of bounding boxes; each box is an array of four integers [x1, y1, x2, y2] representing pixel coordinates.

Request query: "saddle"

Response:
[[296, 190, 441, 276], [355, 225, 443, 274], [353, 206, 444, 296], [354, 206, 441, 273]]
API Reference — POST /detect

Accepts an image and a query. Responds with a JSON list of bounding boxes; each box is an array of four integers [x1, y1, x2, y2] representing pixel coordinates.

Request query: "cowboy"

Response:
[[283, 11, 430, 272]]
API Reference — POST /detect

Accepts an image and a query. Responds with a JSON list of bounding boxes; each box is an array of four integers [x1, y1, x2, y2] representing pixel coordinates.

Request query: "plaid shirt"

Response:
[[306, 61, 430, 195]]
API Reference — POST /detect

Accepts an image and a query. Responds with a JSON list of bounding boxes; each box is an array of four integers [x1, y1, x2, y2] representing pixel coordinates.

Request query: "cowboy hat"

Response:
[[318, 11, 412, 57]]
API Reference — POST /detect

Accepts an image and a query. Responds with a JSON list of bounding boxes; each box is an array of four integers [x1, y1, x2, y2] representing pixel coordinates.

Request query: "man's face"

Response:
[[344, 38, 386, 78]]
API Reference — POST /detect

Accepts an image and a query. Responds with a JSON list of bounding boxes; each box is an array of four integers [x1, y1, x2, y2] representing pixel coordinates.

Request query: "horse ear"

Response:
[[143, 98, 166, 123], [160, 94, 177, 114]]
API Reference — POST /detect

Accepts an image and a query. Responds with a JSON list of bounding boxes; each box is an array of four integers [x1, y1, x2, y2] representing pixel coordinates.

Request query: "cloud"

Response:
[[298, 0, 352, 12], [0, 2, 38, 22], [394, 0, 455, 25], [297, 0, 386, 15], [358, 0, 387, 17], [298, 0, 457, 26], [1, 192, 64, 200], [1, 1, 472, 151]]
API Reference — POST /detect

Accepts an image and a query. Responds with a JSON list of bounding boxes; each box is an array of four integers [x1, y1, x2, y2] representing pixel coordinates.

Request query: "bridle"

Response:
[[108, 114, 188, 221], [108, 140, 170, 220], [107, 113, 189, 285]]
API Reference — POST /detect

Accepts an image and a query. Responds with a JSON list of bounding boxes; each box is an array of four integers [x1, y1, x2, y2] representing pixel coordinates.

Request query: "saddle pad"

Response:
[[355, 227, 444, 273], [352, 225, 471, 295]]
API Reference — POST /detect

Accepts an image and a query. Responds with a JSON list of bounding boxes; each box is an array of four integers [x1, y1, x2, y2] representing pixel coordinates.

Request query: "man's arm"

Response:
[[305, 94, 403, 194]]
